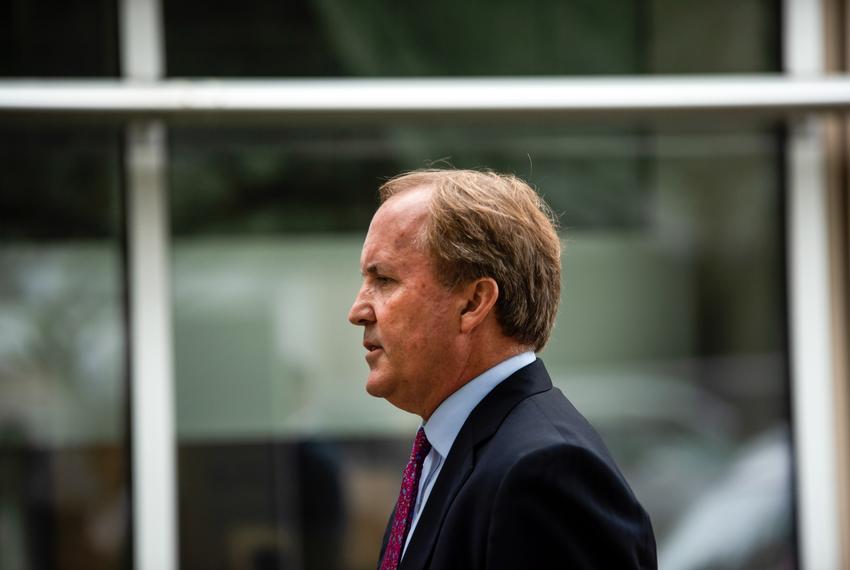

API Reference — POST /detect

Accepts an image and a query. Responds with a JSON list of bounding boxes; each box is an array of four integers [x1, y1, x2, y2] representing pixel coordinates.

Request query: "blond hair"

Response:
[[379, 169, 561, 351]]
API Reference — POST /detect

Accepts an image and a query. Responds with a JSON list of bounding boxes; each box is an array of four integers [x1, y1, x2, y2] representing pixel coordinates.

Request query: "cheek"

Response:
[[380, 286, 458, 348], [409, 306, 457, 349]]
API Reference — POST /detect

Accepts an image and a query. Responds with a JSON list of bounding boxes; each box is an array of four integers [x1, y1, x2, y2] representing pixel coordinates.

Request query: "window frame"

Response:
[[0, 0, 845, 568]]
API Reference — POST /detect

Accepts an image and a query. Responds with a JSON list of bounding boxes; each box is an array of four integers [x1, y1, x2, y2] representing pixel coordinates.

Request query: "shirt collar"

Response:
[[422, 351, 536, 459]]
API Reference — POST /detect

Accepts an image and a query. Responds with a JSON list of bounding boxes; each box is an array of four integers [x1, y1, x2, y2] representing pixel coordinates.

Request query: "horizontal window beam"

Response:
[[3, 76, 850, 120]]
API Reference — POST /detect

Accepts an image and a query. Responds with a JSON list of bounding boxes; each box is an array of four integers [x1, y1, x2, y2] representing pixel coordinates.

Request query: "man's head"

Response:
[[348, 169, 561, 418]]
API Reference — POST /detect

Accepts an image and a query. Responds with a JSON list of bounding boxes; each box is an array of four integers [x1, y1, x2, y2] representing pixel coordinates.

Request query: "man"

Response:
[[348, 169, 656, 569]]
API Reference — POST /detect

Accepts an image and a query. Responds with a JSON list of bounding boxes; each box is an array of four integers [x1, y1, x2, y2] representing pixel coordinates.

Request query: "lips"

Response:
[[363, 340, 383, 365]]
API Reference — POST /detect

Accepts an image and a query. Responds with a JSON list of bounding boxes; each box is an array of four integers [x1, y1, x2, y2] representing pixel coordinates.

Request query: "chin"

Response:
[[365, 373, 393, 399]]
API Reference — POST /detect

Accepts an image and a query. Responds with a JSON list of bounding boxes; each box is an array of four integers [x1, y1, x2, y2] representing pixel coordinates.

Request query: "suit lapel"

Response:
[[399, 359, 553, 570]]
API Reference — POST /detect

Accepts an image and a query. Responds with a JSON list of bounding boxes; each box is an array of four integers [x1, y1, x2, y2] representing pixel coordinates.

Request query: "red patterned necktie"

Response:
[[380, 427, 432, 570]]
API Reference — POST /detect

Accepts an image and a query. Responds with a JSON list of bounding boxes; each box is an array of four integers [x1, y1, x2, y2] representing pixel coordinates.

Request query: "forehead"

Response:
[[361, 188, 432, 265]]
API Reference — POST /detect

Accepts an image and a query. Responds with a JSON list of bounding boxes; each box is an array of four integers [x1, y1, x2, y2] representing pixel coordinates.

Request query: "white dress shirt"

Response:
[[401, 351, 536, 556]]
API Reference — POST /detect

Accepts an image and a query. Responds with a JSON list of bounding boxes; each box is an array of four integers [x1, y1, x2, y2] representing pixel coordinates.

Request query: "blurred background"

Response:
[[1, 0, 849, 569]]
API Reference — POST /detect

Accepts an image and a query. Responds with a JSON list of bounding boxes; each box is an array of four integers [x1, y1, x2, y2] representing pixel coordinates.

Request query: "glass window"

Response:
[[169, 121, 793, 569], [0, 0, 119, 77], [0, 126, 130, 569], [2, 1, 799, 569], [164, 0, 779, 77]]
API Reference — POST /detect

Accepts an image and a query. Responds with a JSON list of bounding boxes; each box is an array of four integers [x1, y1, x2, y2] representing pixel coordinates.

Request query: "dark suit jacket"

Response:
[[379, 359, 657, 569]]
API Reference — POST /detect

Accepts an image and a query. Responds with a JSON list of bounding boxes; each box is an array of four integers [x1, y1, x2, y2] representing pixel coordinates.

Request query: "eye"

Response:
[[375, 275, 393, 285]]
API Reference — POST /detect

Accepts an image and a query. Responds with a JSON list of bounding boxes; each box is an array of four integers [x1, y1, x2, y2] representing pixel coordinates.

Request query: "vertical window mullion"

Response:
[[785, 0, 842, 568], [120, 0, 176, 569]]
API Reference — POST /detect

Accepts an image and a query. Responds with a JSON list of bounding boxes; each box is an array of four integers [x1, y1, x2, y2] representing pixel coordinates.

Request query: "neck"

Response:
[[419, 338, 529, 420]]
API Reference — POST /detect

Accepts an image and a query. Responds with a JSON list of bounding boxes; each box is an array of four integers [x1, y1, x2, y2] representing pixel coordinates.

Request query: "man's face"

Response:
[[348, 188, 464, 417]]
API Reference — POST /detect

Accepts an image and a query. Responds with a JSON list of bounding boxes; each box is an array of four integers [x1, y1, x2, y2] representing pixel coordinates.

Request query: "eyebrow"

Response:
[[363, 264, 384, 276]]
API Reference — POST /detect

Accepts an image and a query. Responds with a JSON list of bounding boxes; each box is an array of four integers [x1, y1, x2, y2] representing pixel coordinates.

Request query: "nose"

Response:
[[348, 285, 375, 326]]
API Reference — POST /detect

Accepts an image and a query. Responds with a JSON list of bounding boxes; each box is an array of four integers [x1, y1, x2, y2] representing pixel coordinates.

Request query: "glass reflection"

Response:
[[0, 127, 129, 569], [0, 0, 119, 78], [165, 0, 779, 77]]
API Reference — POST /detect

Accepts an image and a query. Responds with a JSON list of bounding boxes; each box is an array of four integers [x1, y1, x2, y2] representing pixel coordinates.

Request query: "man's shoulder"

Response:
[[431, 366, 657, 569], [512, 385, 611, 450], [455, 359, 630, 490], [481, 385, 615, 463]]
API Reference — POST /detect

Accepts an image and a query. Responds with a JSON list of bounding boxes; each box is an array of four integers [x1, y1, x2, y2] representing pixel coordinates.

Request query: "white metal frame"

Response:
[[120, 1, 176, 570], [2, 77, 850, 117], [125, 122, 175, 570], [0, 0, 841, 569], [785, 1, 842, 569]]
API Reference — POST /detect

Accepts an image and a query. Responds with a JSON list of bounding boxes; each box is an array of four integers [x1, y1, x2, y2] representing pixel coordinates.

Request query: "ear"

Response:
[[459, 277, 499, 334]]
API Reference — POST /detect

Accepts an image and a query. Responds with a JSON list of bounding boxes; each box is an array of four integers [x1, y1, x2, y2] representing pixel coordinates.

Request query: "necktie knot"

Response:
[[379, 427, 432, 570], [411, 427, 432, 465]]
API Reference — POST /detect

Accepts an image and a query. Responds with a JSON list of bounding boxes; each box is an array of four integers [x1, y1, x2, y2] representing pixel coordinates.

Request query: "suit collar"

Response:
[[399, 359, 553, 570], [423, 351, 536, 461]]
